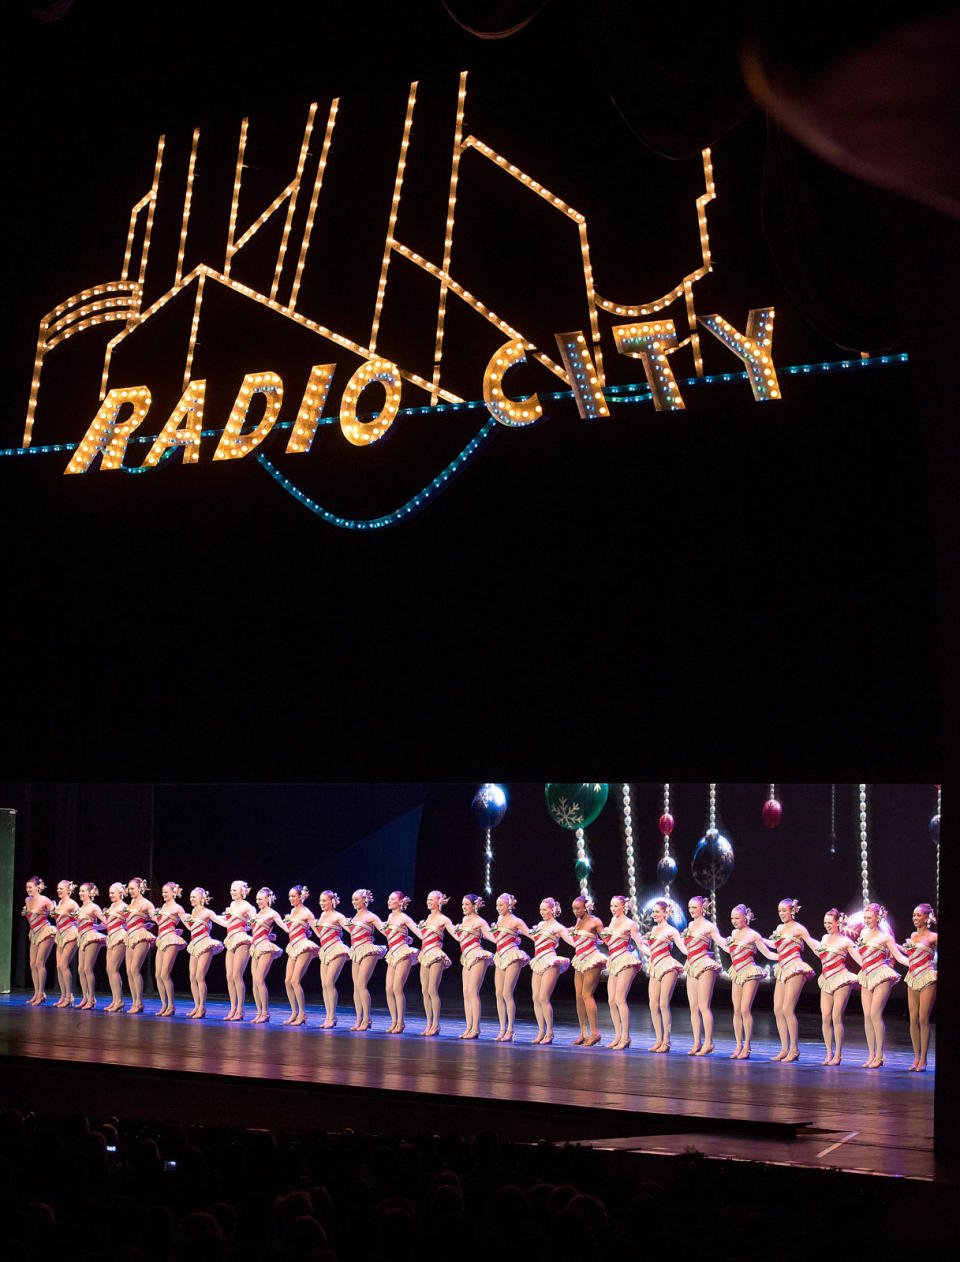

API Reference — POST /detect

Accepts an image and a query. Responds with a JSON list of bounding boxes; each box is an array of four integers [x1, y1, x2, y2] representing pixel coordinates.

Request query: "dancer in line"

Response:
[[568, 895, 606, 1046], [314, 890, 349, 1028], [76, 883, 106, 1009], [125, 878, 157, 1015], [454, 894, 493, 1039], [719, 904, 776, 1059], [222, 880, 257, 1021], [382, 890, 420, 1033], [763, 898, 817, 1062], [813, 909, 860, 1064], [852, 902, 909, 1069], [184, 887, 226, 1019], [154, 882, 188, 1016], [345, 889, 386, 1031], [643, 899, 686, 1052], [601, 895, 646, 1050], [903, 903, 937, 1072], [249, 888, 285, 1023], [22, 877, 55, 1006], [280, 885, 320, 1026], [103, 883, 129, 1012], [53, 880, 80, 1007], [523, 898, 571, 1044], [488, 893, 530, 1042], [682, 895, 725, 1055], [418, 891, 454, 1036]]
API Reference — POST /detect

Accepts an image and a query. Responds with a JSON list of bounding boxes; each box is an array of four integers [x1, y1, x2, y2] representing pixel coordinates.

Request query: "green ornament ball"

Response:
[[545, 783, 609, 831]]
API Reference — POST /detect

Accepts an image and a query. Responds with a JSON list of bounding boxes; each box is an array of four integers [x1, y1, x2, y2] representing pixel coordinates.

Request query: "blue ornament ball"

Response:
[[657, 855, 678, 886], [691, 828, 735, 891], [930, 814, 940, 845], [470, 783, 507, 830]]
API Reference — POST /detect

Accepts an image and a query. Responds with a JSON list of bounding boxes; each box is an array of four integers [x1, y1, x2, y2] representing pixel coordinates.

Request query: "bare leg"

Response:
[[231, 944, 250, 1018], [828, 987, 853, 1062], [581, 965, 602, 1041], [352, 955, 379, 1028], [494, 968, 508, 1038], [648, 976, 664, 1049], [55, 940, 78, 1005], [155, 947, 177, 1014], [731, 982, 745, 1055], [78, 942, 103, 1007], [860, 988, 876, 1063], [771, 979, 789, 1058], [820, 987, 834, 1061], [106, 944, 126, 1009], [536, 967, 561, 1042], [611, 969, 637, 1047], [251, 953, 275, 1021], [385, 963, 399, 1030], [694, 970, 718, 1053], [320, 956, 347, 1026], [420, 962, 444, 1033], [606, 973, 622, 1046], [917, 984, 936, 1069], [686, 973, 702, 1051], [573, 970, 587, 1042], [906, 987, 920, 1067], [780, 975, 807, 1060], [531, 971, 546, 1041], [461, 960, 488, 1036], [284, 953, 313, 1023], [657, 973, 679, 1050], [496, 962, 522, 1039], [865, 979, 895, 1066], [738, 978, 760, 1056], [126, 941, 152, 1012]]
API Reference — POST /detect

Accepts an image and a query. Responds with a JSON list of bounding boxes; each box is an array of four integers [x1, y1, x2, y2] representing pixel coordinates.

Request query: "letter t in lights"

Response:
[[612, 321, 686, 411]]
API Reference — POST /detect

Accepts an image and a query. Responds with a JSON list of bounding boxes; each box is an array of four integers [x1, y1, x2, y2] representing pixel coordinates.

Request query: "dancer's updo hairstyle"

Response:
[[428, 890, 450, 907], [497, 892, 518, 911], [779, 897, 801, 914], [390, 891, 411, 910], [732, 903, 755, 924], [572, 894, 595, 914], [80, 882, 99, 899], [109, 882, 126, 898], [688, 895, 709, 916], [353, 889, 375, 906], [191, 887, 211, 905], [231, 880, 251, 898], [26, 876, 46, 893], [162, 882, 183, 899], [319, 889, 338, 907], [540, 897, 562, 916], [128, 877, 149, 895], [915, 902, 936, 926], [58, 880, 77, 896], [257, 887, 276, 905], [611, 894, 633, 916], [463, 894, 485, 910], [864, 901, 887, 923]]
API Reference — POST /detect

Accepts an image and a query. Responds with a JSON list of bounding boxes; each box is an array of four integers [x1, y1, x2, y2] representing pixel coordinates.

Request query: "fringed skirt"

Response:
[[607, 954, 642, 977], [494, 948, 529, 970], [530, 951, 571, 975], [106, 929, 127, 949], [127, 929, 156, 947], [728, 962, 765, 985], [189, 938, 224, 957], [572, 948, 606, 973], [461, 947, 493, 969], [685, 957, 721, 979], [28, 925, 55, 946], [385, 944, 419, 966], [905, 968, 937, 992], [349, 943, 386, 963], [251, 940, 283, 958], [649, 957, 684, 981], [55, 928, 79, 949], [79, 926, 105, 950], [225, 931, 253, 951], [156, 932, 187, 951], [818, 969, 859, 993], [773, 960, 814, 982], [319, 942, 349, 965], [858, 965, 899, 991], [286, 939, 320, 960], [419, 947, 452, 969]]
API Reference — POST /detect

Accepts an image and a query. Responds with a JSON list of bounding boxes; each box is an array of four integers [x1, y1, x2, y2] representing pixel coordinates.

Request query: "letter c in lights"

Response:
[[483, 339, 544, 427]]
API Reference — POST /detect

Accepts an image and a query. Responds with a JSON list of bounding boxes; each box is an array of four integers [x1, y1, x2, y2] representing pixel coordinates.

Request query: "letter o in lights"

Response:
[[339, 357, 402, 447]]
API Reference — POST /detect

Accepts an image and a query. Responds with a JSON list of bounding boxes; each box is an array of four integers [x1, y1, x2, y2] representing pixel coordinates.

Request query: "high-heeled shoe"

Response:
[[584, 1034, 601, 1046], [694, 1043, 714, 1057], [865, 1055, 884, 1069], [572, 1034, 586, 1046]]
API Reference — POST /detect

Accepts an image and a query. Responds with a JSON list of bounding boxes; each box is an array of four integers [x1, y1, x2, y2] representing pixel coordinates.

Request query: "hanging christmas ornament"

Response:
[[470, 784, 507, 897], [828, 783, 837, 858], [858, 784, 870, 907], [621, 784, 637, 909], [544, 783, 609, 830], [658, 784, 676, 896], [933, 783, 941, 916], [762, 783, 783, 828], [691, 784, 734, 924]]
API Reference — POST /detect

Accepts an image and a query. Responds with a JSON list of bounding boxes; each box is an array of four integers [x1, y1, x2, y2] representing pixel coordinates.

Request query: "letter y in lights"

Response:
[[697, 308, 781, 400]]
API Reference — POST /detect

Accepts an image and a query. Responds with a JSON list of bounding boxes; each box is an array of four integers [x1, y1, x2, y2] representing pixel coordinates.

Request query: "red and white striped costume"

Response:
[[683, 927, 721, 979], [155, 906, 186, 951], [770, 928, 814, 982], [187, 914, 224, 957], [77, 907, 104, 949], [251, 912, 282, 958], [224, 908, 253, 952], [286, 915, 320, 960], [726, 935, 765, 985], [644, 931, 684, 981], [529, 924, 571, 975], [418, 922, 452, 969], [903, 938, 937, 991], [856, 937, 899, 991], [454, 923, 492, 969], [383, 920, 419, 966], [347, 918, 386, 964], [570, 928, 606, 973], [493, 927, 529, 970], [125, 907, 156, 947], [601, 929, 642, 976], [54, 906, 79, 949], [315, 918, 348, 964], [815, 940, 859, 993], [24, 904, 55, 946], [104, 904, 129, 949]]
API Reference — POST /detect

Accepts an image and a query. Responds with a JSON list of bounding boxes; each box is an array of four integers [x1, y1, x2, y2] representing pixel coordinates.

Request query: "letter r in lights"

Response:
[[65, 387, 151, 473]]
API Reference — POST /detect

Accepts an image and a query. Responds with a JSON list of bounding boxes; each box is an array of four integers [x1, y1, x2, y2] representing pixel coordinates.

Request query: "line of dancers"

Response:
[[21, 878, 937, 1070]]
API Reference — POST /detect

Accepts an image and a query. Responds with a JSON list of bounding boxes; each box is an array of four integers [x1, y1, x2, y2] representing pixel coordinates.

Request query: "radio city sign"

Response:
[[21, 74, 780, 520]]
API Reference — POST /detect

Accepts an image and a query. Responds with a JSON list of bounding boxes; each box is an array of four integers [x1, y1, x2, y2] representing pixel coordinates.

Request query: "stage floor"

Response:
[[0, 992, 935, 1180]]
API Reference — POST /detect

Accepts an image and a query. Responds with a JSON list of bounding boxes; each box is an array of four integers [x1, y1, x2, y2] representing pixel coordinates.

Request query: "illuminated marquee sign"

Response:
[[19, 72, 788, 526]]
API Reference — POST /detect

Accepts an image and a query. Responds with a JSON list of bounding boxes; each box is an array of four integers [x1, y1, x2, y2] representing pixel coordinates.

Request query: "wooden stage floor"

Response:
[[0, 993, 935, 1181]]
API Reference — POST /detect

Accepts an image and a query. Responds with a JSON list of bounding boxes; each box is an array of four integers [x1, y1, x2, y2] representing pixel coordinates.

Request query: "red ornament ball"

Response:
[[659, 812, 675, 836], [762, 798, 783, 828]]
